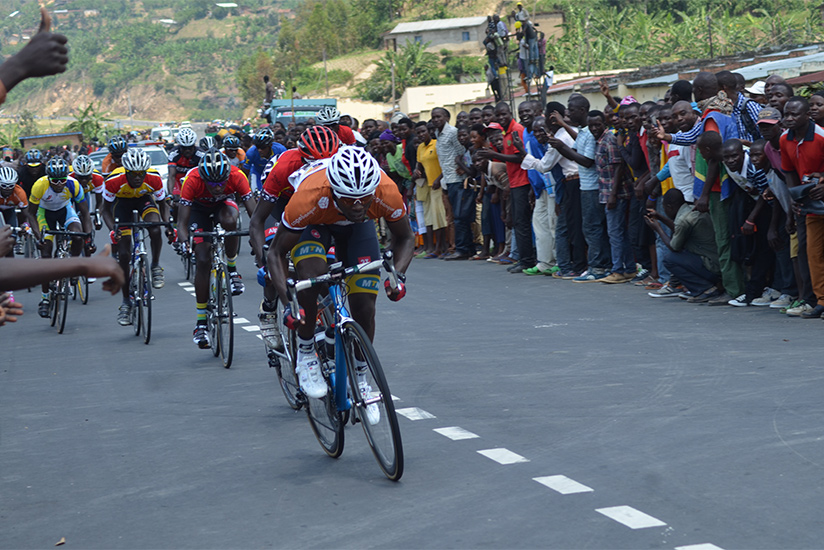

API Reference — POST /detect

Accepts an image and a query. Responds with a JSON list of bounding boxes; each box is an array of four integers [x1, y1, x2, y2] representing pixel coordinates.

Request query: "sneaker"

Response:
[[707, 292, 733, 306], [297, 353, 327, 398], [359, 381, 381, 425], [645, 281, 664, 290], [523, 265, 551, 276], [728, 294, 752, 307], [786, 302, 813, 317], [193, 324, 210, 349], [800, 304, 824, 319], [151, 265, 165, 289], [38, 299, 50, 318], [678, 290, 695, 300], [552, 270, 580, 279], [687, 286, 721, 303], [117, 303, 132, 325], [648, 283, 681, 298], [751, 288, 780, 306], [781, 299, 804, 314], [573, 271, 607, 283], [769, 294, 794, 309], [258, 301, 284, 351], [229, 271, 244, 295], [601, 272, 629, 284], [631, 268, 650, 283], [507, 262, 529, 273]]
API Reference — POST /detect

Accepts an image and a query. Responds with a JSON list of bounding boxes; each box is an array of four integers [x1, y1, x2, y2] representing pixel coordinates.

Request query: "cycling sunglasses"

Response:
[[336, 195, 374, 208]]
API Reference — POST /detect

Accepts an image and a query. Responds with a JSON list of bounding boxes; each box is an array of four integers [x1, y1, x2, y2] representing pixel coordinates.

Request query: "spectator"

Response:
[[413, 122, 448, 258]]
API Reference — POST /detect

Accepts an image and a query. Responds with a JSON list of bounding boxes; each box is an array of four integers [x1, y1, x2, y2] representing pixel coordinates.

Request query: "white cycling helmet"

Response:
[[176, 127, 198, 147], [121, 148, 152, 172], [316, 106, 341, 126], [0, 166, 18, 189], [326, 146, 382, 198], [72, 155, 95, 177]]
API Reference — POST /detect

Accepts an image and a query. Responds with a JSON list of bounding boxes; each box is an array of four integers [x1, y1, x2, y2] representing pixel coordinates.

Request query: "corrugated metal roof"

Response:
[[786, 69, 824, 85], [626, 72, 679, 87], [388, 16, 488, 35], [734, 51, 824, 80]]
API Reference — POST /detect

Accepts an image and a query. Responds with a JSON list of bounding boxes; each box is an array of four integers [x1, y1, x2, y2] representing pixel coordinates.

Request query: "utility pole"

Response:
[[391, 60, 396, 112], [323, 47, 329, 96], [706, 3, 714, 58]]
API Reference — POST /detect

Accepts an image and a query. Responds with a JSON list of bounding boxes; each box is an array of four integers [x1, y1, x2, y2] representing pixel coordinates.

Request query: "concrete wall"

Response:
[[390, 23, 488, 54]]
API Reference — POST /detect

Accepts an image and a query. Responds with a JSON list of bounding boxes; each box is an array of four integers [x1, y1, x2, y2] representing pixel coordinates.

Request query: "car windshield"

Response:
[[146, 150, 168, 165]]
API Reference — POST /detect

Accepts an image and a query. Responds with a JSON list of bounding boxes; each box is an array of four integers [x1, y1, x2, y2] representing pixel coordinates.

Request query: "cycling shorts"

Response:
[[113, 196, 160, 236], [189, 200, 239, 245], [37, 205, 80, 242], [290, 221, 381, 295]]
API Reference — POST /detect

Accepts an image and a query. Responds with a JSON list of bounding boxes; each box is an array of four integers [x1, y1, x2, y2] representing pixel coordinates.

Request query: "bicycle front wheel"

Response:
[[216, 266, 234, 368], [273, 301, 302, 410], [305, 383, 344, 458], [132, 263, 142, 337], [49, 284, 59, 327], [342, 321, 404, 481], [57, 278, 69, 334], [77, 275, 89, 305], [141, 261, 153, 345]]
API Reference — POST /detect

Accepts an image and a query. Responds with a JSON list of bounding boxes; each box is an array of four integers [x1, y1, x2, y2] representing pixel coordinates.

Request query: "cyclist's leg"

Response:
[[291, 226, 332, 341], [63, 203, 83, 257], [38, 208, 57, 294], [189, 203, 215, 346], [113, 199, 135, 305], [218, 200, 243, 288], [335, 221, 381, 341], [140, 198, 163, 267]]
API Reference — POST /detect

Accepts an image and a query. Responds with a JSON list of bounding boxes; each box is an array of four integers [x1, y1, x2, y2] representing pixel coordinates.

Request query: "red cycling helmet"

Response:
[[298, 126, 340, 162]]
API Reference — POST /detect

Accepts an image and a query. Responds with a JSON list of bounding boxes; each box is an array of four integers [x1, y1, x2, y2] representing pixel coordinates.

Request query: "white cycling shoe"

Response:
[[297, 353, 327, 399], [359, 381, 381, 426]]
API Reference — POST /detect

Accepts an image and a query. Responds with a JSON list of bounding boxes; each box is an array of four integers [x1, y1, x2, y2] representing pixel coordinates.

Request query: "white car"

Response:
[[86, 145, 169, 188]]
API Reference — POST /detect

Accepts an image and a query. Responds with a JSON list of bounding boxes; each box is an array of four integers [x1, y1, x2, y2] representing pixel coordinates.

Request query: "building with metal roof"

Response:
[[384, 16, 489, 55]]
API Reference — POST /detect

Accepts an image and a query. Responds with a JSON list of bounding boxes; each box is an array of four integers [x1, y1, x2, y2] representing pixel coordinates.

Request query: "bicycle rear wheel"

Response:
[[132, 262, 142, 337], [140, 261, 152, 345], [216, 266, 234, 368], [76, 275, 89, 304], [208, 268, 220, 357], [342, 321, 403, 481], [49, 284, 58, 326], [272, 301, 302, 410], [57, 278, 69, 334]]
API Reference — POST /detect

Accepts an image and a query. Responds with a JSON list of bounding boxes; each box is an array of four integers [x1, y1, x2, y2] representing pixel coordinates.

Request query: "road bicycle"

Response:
[[114, 211, 169, 345], [43, 229, 91, 334], [195, 226, 249, 368], [285, 250, 404, 481]]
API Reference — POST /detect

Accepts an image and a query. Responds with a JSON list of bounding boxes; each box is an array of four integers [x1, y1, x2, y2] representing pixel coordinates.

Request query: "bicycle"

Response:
[[43, 229, 91, 334], [114, 211, 169, 345], [195, 225, 249, 368], [285, 250, 405, 481]]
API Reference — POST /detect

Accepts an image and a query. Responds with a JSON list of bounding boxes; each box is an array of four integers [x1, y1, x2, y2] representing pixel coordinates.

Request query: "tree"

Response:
[[63, 103, 111, 142], [357, 41, 439, 103], [18, 110, 38, 137], [235, 49, 275, 108]]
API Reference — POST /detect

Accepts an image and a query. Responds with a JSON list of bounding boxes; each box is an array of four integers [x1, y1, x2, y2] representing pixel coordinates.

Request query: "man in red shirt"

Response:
[[177, 150, 258, 348], [476, 101, 535, 271], [780, 96, 824, 318]]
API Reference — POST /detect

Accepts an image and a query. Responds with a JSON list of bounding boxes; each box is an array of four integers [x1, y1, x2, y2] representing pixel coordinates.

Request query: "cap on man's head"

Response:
[[757, 106, 781, 124], [745, 81, 766, 96], [485, 122, 505, 132]]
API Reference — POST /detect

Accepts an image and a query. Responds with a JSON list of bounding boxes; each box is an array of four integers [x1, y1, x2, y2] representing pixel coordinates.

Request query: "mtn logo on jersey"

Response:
[[392, 208, 403, 219], [318, 196, 329, 209]]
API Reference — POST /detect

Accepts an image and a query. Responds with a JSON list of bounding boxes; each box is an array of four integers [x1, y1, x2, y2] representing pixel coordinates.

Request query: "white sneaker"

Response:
[[751, 288, 780, 306], [258, 304, 283, 351], [359, 381, 381, 425], [769, 294, 793, 309], [728, 294, 751, 307], [297, 353, 327, 398], [786, 302, 813, 317]]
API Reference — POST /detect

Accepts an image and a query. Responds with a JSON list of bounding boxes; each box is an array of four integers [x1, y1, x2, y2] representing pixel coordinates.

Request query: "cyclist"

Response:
[[199, 136, 216, 151], [176, 150, 257, 349], [250, 126, 340, 350], [241, 128, 286, 192], [221, 135, 246, 167], [27, 158, 93, 318], [101, 148, 173, 325], [70, 154, 104, 231], [0, 167, 32, 256], [101, 136, 128, 177], [268, 146, 414, 399], [17, 149, 46, 197], [316, 106, 357, 146], [167, 127, 205, 199]]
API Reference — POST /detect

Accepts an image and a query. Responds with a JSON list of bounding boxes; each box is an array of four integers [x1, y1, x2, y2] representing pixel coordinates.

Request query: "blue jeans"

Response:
[[447, 183, 477, 255], [604, 198, 634, 274], [580, 190, 610, 273], [655, 200, 672, 282], [663, 248, 719, 295]]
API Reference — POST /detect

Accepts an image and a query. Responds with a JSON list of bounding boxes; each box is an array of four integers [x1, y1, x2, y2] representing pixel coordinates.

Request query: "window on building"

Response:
[[414, 35, 422, 44], [462, 31, 470, 41]]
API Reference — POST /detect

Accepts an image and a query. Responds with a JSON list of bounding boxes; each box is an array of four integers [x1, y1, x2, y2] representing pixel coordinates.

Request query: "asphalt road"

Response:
[[2, 247, 824, 549]]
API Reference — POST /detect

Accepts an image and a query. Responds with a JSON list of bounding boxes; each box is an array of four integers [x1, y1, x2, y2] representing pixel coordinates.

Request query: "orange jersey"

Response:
[[282, 163, 407, 230], [70, 172, 105, 195], [180, 165, 252, 206], [0, 184, 28, 209], [102, 169, 165, 202], [101, 154, 121, 176], [261, 148, 304, 201]]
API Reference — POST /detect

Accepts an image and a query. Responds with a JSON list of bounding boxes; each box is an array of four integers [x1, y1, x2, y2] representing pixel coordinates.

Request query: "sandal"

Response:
[[423, 252, 439, 259], [470, 253, 488, 260]]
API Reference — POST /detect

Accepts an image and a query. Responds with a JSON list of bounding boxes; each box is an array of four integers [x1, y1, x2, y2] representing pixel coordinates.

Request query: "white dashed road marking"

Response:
[[434, 427, 479, 440], [242, 325, 261, 332], [177, 282, 193, 287], [396, 407, 436, 420], [675, 545, 725, 550], [233, 317, 249, 324], [533, 475, 594, 495], [595, 506, 666, 529], [477, 448, 529, 465]]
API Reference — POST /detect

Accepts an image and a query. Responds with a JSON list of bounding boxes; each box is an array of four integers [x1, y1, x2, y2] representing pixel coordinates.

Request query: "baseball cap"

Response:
[[745, 81, 766, 96], [485, 122, 505, 132], [757, 106, 781, 124]]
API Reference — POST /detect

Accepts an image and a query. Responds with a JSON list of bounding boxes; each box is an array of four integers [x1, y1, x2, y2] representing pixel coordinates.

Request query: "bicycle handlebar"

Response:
[[44, 230, 93, 238], [193, 229, 250, 238], [286, 251, 399, 323]]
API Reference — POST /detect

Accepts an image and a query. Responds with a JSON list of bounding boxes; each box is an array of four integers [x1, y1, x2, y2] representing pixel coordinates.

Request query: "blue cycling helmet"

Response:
[[46, 158, 70, 179], [198, 149, 231, 183]]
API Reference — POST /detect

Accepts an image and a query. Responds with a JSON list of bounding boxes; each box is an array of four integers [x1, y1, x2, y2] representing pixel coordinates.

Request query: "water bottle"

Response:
[[324, 326, 335, 360]]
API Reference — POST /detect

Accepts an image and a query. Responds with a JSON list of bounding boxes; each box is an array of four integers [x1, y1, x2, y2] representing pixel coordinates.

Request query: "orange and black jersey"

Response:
[[180, 165, 253, 207], [260, 149, 305, 202]]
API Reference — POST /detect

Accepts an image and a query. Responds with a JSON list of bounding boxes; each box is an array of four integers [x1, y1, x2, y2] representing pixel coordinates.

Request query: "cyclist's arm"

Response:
[[268, 225, 303, 307], [75, 198, 92, 234], [158, 196, 171, 224], [176, 203, 192, 245], [167, 166, 178, 196], [386, 215, 415, 275], [240, 194, 257, 219], [249, 198, 275, 263], [26, 203, 40, 240], [101, 198, 116, 232]]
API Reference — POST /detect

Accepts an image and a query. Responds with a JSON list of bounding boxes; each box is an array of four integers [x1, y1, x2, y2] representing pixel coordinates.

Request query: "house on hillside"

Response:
[[384, 17, 488, 55]]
